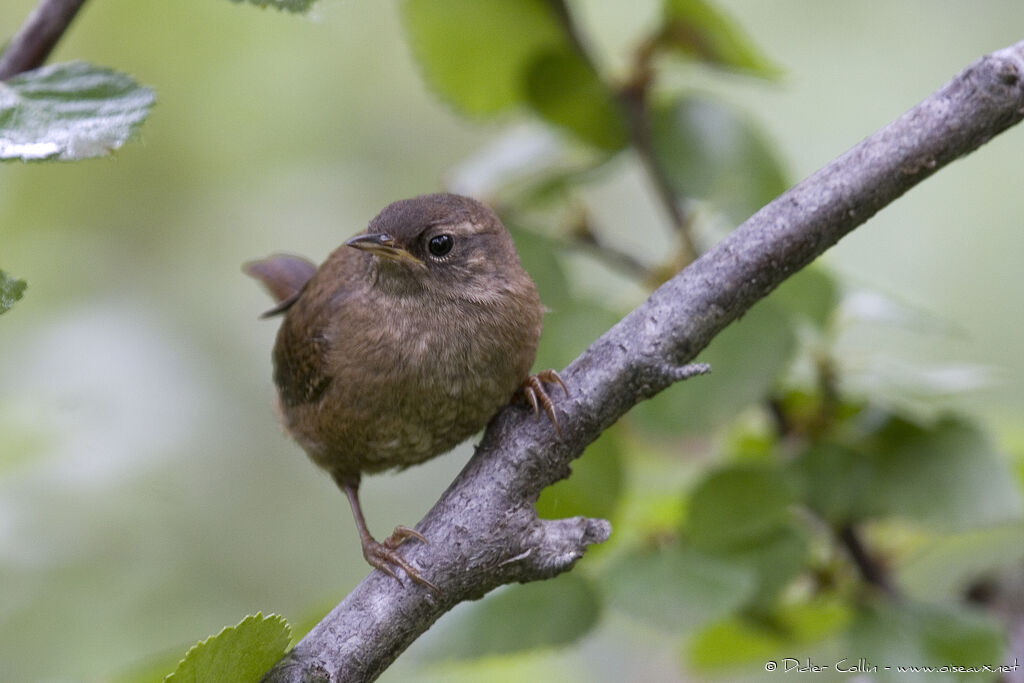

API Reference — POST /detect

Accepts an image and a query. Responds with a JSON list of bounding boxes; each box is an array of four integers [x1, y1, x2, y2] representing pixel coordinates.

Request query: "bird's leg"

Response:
[[521, 369, 569, 436], [338, 477, 439, 594]]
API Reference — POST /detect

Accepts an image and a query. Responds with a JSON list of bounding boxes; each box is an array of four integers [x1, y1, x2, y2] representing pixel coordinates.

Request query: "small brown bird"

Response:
[[245, 193, 566, 590]]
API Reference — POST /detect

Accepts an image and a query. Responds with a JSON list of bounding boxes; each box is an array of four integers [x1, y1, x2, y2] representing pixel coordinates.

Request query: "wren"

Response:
[[245, 193, 566, 590]]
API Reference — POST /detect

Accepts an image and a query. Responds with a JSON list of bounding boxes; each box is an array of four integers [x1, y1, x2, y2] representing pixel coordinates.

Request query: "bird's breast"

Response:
[[289, 289, 539, 475]]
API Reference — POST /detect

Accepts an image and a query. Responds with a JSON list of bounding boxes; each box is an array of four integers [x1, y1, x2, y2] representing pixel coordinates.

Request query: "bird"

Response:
[[244, 193, 566, 591]]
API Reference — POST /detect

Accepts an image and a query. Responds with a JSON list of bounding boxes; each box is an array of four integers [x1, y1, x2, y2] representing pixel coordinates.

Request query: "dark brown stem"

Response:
[[545, 0, 700, 263], [838, 524, 900, 599], [265, 40, 1024, 683], [0, 0, 87, 80]]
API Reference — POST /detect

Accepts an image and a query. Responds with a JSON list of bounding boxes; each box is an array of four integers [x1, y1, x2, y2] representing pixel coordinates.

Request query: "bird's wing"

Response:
[[273, 310, 334, 407], [268, 245, 366, 407]]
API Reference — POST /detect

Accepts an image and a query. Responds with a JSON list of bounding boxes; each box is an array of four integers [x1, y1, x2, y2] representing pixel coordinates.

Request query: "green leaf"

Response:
[[690, 599, 850, 669], [848, 602, 1005, 682], [603, 543, 756, 633], [402, 0, 565, 115], [849, 415, 1018, 529], [723, 526, 808, 611], [659, 0, 781, 78], [686, 465, 808, 607], [0, 61, 155, 162], [537, 426, 624, 522], [790, 442, 874, 525], [766, 265, 840, 329], [227, 0, 316, 12], [794, 415, 1022, 530], [652, 94, 789, 225], [631, 299, 796, 435], [427, 573, 601, 660], [687, 465, 797, 553], [523, 48, 628, 152], [534, 299, 622, 372], [164, 613, 291, 683], [509, 225, 572, 311], [0, 270, 26, 314]]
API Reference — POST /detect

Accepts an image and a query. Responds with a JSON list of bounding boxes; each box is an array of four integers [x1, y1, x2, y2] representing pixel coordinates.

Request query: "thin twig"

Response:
[[545, 0, 700, 263], [839, 524, 900, 599], [264, 41, 1024, 683], [0, 0, 87, 81], [567, 210, 653, 281]]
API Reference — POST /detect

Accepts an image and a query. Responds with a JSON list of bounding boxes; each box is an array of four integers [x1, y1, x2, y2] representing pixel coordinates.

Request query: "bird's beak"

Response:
[[345, 233, 424, 266]]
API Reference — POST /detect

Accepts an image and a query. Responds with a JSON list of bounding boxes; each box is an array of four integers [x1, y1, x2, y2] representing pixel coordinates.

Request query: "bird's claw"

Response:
[[383, 524, 428, 548], [522, 369, 569, 436], [361, 528, 439, 594]]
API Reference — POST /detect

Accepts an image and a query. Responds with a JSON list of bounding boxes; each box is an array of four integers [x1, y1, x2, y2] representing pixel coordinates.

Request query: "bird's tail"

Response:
[[242, 254, 317, 317]]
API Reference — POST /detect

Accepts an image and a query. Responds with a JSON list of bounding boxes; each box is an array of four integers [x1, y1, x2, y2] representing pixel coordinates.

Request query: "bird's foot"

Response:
[[521, 369, 569, 436], [361, 525, 439, 594]]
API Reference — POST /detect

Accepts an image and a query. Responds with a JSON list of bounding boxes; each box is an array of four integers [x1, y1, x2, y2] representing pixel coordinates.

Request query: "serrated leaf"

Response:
[[652, 94, 788, 225], [0, 269, 26, 314], [0, 61, 155, 161], [848, 602, 1005, 682], [402, 0, 565, 115], [537, 426, 624, 522], [523, 47, 628, 152], [227, 0, 316, 12], [603, 543, 756, 633], [632, 299, 796, 435], [659, 0, 781, 78], [164, 613, 291, 683], [426, 573, 600, 660]]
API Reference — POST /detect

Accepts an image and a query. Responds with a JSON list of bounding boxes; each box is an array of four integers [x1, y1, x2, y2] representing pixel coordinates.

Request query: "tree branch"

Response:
[[264, 40, 1024, 683], [0, 0, 87, 81]]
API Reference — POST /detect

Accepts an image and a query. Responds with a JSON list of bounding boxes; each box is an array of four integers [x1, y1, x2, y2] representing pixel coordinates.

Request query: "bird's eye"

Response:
[[427, 234, 454, 257]]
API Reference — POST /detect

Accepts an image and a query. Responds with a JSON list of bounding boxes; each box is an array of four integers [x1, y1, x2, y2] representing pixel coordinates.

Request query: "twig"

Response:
[[264, 40, 1024, 683], [0, 0, 87, 81], [838, 524, 900, 599], [545, 0, 700, 263], [566, 210, 653, 282]]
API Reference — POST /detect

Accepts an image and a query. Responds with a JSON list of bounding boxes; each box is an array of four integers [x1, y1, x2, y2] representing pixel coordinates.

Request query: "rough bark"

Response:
[[264, 40, 1024, 683]]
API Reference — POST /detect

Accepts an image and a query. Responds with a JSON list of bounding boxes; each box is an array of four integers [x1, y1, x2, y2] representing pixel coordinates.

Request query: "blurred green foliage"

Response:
[[425, 574, 602, 661], [403, 0, 566, 116], [659, 0, 781, 77], [2, 0, 1024, 682]]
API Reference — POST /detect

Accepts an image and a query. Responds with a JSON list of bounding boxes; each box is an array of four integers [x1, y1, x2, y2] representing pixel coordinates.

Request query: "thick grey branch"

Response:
[[0, 0, 87, 81], [265, 41, 1024, 683]]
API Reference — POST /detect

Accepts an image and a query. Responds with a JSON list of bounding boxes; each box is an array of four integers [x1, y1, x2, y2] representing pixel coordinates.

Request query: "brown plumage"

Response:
[[245, 193, 566, 591]]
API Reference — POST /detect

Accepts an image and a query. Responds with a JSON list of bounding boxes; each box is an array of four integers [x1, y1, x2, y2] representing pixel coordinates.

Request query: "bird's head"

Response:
[[345, 193, 526, 302]]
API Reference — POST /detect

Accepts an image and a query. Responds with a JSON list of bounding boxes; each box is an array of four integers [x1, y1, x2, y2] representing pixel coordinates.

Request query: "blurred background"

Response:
[[1, 1, 1023, 681]]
